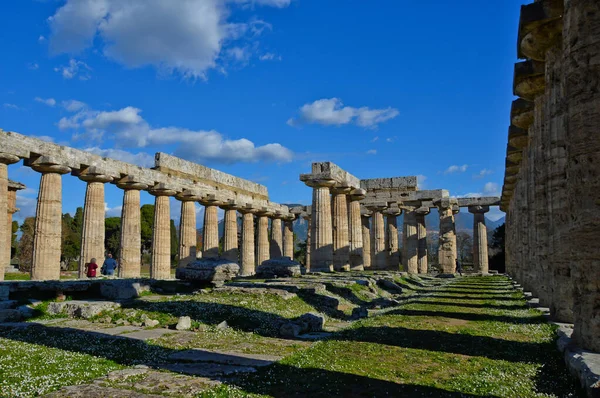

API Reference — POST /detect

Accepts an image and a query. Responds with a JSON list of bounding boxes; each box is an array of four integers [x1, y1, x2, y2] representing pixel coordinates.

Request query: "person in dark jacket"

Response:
[[456, 258, 463, 276], [101, 253, 118, 276]]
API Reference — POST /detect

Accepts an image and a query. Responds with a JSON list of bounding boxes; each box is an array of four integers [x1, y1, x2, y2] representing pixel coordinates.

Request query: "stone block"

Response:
[[298, 312, 325, 332], [279, 322, 302, 338], [176, 258, 240, 283], [0, 309, 21, 323], [100, 280, 150, 300], [46, 300, 120, 319], [176, 316, 192, 330], [256, 257, 303, 278], [0, 285, 8, 301]]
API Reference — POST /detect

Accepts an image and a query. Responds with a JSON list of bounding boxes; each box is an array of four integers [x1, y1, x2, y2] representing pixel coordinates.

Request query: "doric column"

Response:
[[469, 205, 490, 274], [0, 153, 19, 281], [200, 195, 221, 259], [78, 168, 113, 278], [176, 190, 200, 268], [302, 213, 312, 269], [348, 189, 366, 271], [256, 209, 271, 266], [283, 215, 295, 259], [239, 205, 257, 276], [384, 206, 401, 270], [5, 181, 24, 278], [415, 206, 430, 274], [331, 186, 351, 271], [306, 179, 336, 272], [221, 200, 240, 263], [437, 199, 457, 274], [403, 207, 418, 274], [149, 184, 176, 279], [452, 204, 460, 263], [117, 177, 147, 278], [270, 214, 284, 259], [368, 205, 387, 270], [361, 210, 372, 269], [30, 160, 71, 280]]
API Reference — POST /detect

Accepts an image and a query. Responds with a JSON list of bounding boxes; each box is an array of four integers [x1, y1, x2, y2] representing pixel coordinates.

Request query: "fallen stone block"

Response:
[[280, 322, 302, 338], [176, 316, 192, 330], [176, 258, 239, 283], [298, 312, 325, 332], [256, 257, 303, 278], [100, 280, 149, 300], [0, 309, 22, 323], [377, 279, 403, 294], [46, 300, 120, 319]]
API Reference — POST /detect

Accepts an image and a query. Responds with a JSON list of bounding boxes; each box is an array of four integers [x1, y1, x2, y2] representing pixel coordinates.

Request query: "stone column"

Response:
[[256, 210, 271, 266], [469, 205, 490, 274], [270, 215, 283, 259], [149, 185, 176, 279], [437, 199, 456, 275], [283, 216, 295, 259], [369, 205, 387, 270], [415, 206, 430, 274], [403, 208, 418, 274], [361, 211, 372, 269], [306, 179, 336, 272], [221, 201, 240, 263], [302, 214, 312, 270], [348, 189, 366, 271], [239, 206, 256, 276], [5, 182, 23, 277], [117, 178, 147, 278], [0, 153, 19, 281], [384, 207, 401, 270], [30, 161, 71, 280], [176, 192, 199, 268], [201, 197, 221, 259], [331, 186, 351, 271], [78, 170, 113, 278], [452, 204, 460, 263]]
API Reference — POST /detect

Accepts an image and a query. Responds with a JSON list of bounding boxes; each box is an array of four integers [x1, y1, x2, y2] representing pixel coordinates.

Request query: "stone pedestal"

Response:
[[415, 207, 430, 274], [117, 178, 147, 278], [307, 179, 336, 272], [149, 185, 176, 279], [31, 162, 71, 281], [348, 189, 366, 271], [369, 206, 387, 270], [384, 207, 401, 270], [283, 216, 295, 259], [202, 202, 220, 259], [331, 186, 351, 271], [437, 200, 457, 274], [403, 208, 418, 274], [256, 212, 271, 266], [222, 203, 239, 263], [0, 153, 19, 281], [239, 208, 256, 276], [469, 205, 489, 274], [270, 216, 283, 259], [361, 211, 372, 269], [177, 198, 198, 268], [78, 171, 113, 278]]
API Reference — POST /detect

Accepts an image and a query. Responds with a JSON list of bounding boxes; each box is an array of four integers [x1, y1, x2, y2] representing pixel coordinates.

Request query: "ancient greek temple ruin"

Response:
[[501, 0, 600, 353]]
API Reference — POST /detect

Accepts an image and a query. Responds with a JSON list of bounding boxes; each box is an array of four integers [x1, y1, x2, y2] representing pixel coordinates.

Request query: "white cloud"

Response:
[[34, 97, 56, 107], [105, 203, 122, 218], [288, 98, 399, 129], [61, 105, 294, 164], [15, 188, 38, 220], [48, 0, 289, 79], [417, 174, 427, 189], [84, 147, 155, 168], [62, 99, 87, 112], [474, 168, 493, 179], [38, 35, 46, 42], [483, 182, 500, 196], [54, 59, 91, 80], [3, 103, 22, 110], [366, 149, 377, 155], [370, 136, 379, 142], [443, 164, 468, 174], [28, 63, 40, 70], [259, 52, 281, 61]]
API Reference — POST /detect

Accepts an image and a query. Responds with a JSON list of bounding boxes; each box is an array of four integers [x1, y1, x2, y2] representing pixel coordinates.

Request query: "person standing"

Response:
[[101, 253, 118, 277], [85, 258, 99, 278], [455, 258, 462, 276]]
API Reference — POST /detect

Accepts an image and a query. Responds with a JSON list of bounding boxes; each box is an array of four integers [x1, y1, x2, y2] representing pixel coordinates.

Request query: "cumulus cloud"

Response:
[[259, 52, 281, 61], [62, 99, 87, 112], [287, 98, 399, 129], [15, 188, 39, 220], [443, 164, 468, 174], [474, 168, 493, 179], [34, 97, 56, 106], [61, 104, 294, 164], [366, 149, 377, 155], [417, 174, 427, 189], [483, 182, 500, 196], [105, 203, 123, 218], [48, 0, 289, 79], [54, 59, 91, 80]]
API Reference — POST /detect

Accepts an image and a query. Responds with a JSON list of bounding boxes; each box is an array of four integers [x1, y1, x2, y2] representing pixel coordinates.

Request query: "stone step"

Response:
[[167, 349, 281, 367], [161, 362, 257, 377]]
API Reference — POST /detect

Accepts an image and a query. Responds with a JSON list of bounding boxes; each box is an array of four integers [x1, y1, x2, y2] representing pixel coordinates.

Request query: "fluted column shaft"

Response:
[[256, 214, 270, 265], [151, 192, 174, 279], [303, 216, 312, 270], [331, 188, 351, 271], [178, 200, 197, 267], [438, 202, 457, 274], [270, 217, 283, 258], [361, 214, 371, 268], [385, 211, 400, 270], [5, 188, 18, 276], [348, 199, 364, 270], [469, 206, 489, 274], [0, 154, 19, 281], [79, 177, 111, 278], [119, 186, 145, 278], [222, 207, 239, 262], [31, 164, 70, 280], [416, 210, 429, 274], [403, 209, 418, 274], [283, 218, 294, 259], [370, 208, 386, 269], [203, 205, 219, 259], [240, 211, 256, 275], [308, 180, 335, 272]]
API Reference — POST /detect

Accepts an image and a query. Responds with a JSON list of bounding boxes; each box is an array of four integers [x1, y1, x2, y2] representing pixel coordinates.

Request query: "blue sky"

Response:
[[1, 0, 524, 224]]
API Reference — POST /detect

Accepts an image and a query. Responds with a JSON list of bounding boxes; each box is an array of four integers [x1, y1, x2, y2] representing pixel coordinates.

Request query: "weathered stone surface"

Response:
[[46, 300, 120, 319], [377, 279, 403, 294], [176, 316, 192, 330], [176, 258, 240, 283], [256, 257, 302, 278], [149, 190, 176, 279], [100, 280, 149, 300], [168, 349, 280, 367], [239, 210, 256, 276], [178, 200, 198, 268], [306, 179, 335, 272], [0, 309, 21, 323], [280, 322, 302, 338], [298, 312, 325, 332]]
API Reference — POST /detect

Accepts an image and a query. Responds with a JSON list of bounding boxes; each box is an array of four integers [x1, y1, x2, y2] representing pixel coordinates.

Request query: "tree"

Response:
[[295, 237, 307, 266], [10, 220, 18, 260], [17, 217, 35, 272], [61, 212, 81, 269], [105, 217, 121, 257], [140, 204, 155, 254], [456, 232, 473, 265], [489, 223, 505, 272], [170, 219, 178, 265]]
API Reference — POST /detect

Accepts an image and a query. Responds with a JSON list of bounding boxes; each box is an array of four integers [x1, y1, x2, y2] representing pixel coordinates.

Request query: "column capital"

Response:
[[238, 203, 259, 214], [468, 205, 490, 214], [330, 185, 352, 195], [8, 180, 26, 192], [383, 206, 402, 216], [116, 176, 148, 191], [78, 166, 113, 183], [348, 188, 367, 201], [219, 199, 242, 210], [302, 177, 336, 188], [148, 183, 177, 197], [29, 156, 71, 175], [365, 202, 387, 212], [435, 198, 458, 210], [415, 206, 430, 216], [452, 205, 460, 215], [0, 153, 20, 165], [198, 193, 225, 206]]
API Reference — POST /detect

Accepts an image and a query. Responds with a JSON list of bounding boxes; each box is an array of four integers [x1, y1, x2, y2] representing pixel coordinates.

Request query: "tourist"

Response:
[[456, 259, 462, 276], [85, 258, 99, 278], [101, 253, 118, 277]]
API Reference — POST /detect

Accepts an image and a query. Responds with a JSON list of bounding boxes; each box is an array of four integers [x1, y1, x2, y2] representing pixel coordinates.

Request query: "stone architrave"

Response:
[[469, 205, 490, 274], [437, 199, 457, 274], [117, 178, 148, 278], [361, 210, 372, 269], [30, 161, 71, 281], [403, 207, 418, 274], [239, 206, 257, 276], [348, 189, 366, 271], [78, 169, 113, 278], [306, 179, 336, 272], [221, 201, 240, 263], [270, 215, 284, 259], [256, 210, 271, 266], [200, 197, 221, 259], [302, 214, 312, 270], [384, 206, 401, 270], [149, 185, 177, 279], [5, 182, 23, 276], [283, 216, 295, 259], [368, 205, 387, 270], [176, 191, 200, 268], [331, 186, 351, 271], [415, 206, 430, 274], [0, 153, 20, 281]]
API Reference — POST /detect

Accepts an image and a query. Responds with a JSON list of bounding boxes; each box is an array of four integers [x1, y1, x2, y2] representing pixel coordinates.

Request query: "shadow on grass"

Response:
[[407, 300, 528, 311], [425, 294, 523, 301], [432, 289, 519, 296], [388, 308, 546, 325]]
